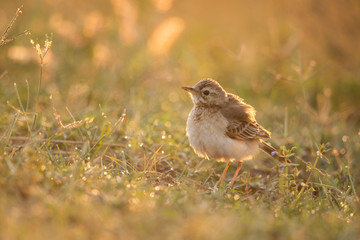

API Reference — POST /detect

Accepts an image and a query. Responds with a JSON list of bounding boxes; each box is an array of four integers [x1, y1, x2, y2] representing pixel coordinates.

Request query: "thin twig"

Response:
[[0, 71, 8, 80], [8, 136, 126, 148], [296, 153, 320, 200], [0, 6, 28, 47]]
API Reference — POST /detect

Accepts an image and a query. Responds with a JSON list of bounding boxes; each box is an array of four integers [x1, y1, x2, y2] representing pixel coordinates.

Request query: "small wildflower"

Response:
[[279, 164, 285, 168], [316, 150, 323, 158], [45, 38, 52, 49], [29, 33, 53, 60], [271, 151, 277, 156], [35, 43, 42, 56]]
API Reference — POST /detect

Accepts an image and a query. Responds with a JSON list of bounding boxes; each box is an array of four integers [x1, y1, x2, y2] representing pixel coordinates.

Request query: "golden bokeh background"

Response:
[[1, 0, 360, 149], [1, 0, 359, 144], [1, 1, 359, 97], [1, 1, 360, 239]]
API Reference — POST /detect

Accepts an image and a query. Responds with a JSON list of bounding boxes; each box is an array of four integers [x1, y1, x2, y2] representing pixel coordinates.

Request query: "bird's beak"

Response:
[[182, 86, 200, 95]]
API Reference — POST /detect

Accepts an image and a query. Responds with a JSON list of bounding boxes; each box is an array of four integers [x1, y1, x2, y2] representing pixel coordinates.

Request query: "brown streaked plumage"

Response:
[[182, 78, 285, 188]]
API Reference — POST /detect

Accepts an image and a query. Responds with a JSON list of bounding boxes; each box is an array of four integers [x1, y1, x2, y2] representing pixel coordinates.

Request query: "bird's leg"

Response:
[[229, 161, 243, 188], [217, 160, 232, 187]]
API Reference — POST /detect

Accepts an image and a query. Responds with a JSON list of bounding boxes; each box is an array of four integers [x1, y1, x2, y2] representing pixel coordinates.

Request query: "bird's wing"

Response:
[[220, 98, 271, 140]]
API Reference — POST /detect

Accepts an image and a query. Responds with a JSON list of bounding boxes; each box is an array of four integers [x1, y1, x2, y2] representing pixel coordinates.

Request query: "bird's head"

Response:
[[182, 78, 227, 106]]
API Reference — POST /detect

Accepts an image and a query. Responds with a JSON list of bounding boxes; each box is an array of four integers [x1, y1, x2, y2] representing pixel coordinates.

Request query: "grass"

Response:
[[1, 1, 360, 239]]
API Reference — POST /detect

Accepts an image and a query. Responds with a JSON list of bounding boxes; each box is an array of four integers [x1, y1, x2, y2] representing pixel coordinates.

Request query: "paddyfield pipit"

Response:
[[182, 78, 285, 188]]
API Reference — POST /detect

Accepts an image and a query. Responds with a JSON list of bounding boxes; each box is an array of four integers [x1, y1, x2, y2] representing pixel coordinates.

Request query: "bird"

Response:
[[182, 78, 285, 188]]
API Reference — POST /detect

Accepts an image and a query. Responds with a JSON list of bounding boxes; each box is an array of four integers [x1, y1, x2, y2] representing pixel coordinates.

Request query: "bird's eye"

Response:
[[203, 90, 210, 96]]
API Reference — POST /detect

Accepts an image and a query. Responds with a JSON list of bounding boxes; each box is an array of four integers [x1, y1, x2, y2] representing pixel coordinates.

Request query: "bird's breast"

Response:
[[186, 107, 259, 161], [186, 108, 228, 159]]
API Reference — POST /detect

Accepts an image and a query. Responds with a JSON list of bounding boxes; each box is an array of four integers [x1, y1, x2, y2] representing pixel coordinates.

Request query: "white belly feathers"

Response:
[[186, 107, 258, 162]]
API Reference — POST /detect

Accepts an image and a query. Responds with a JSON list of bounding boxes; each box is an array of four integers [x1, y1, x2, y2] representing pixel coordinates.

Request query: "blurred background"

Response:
[[0, 0, 359, 164], [1, 1, 360, 238]]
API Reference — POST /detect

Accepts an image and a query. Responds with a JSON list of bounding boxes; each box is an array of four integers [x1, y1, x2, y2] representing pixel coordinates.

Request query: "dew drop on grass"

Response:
[[91, 189, 100, 196], [340, 148, 346, 155], [116, 176, 121, 182]]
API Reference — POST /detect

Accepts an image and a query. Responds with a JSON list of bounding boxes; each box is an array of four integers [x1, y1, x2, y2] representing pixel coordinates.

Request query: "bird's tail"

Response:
[[259, 140, 287, 162]]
